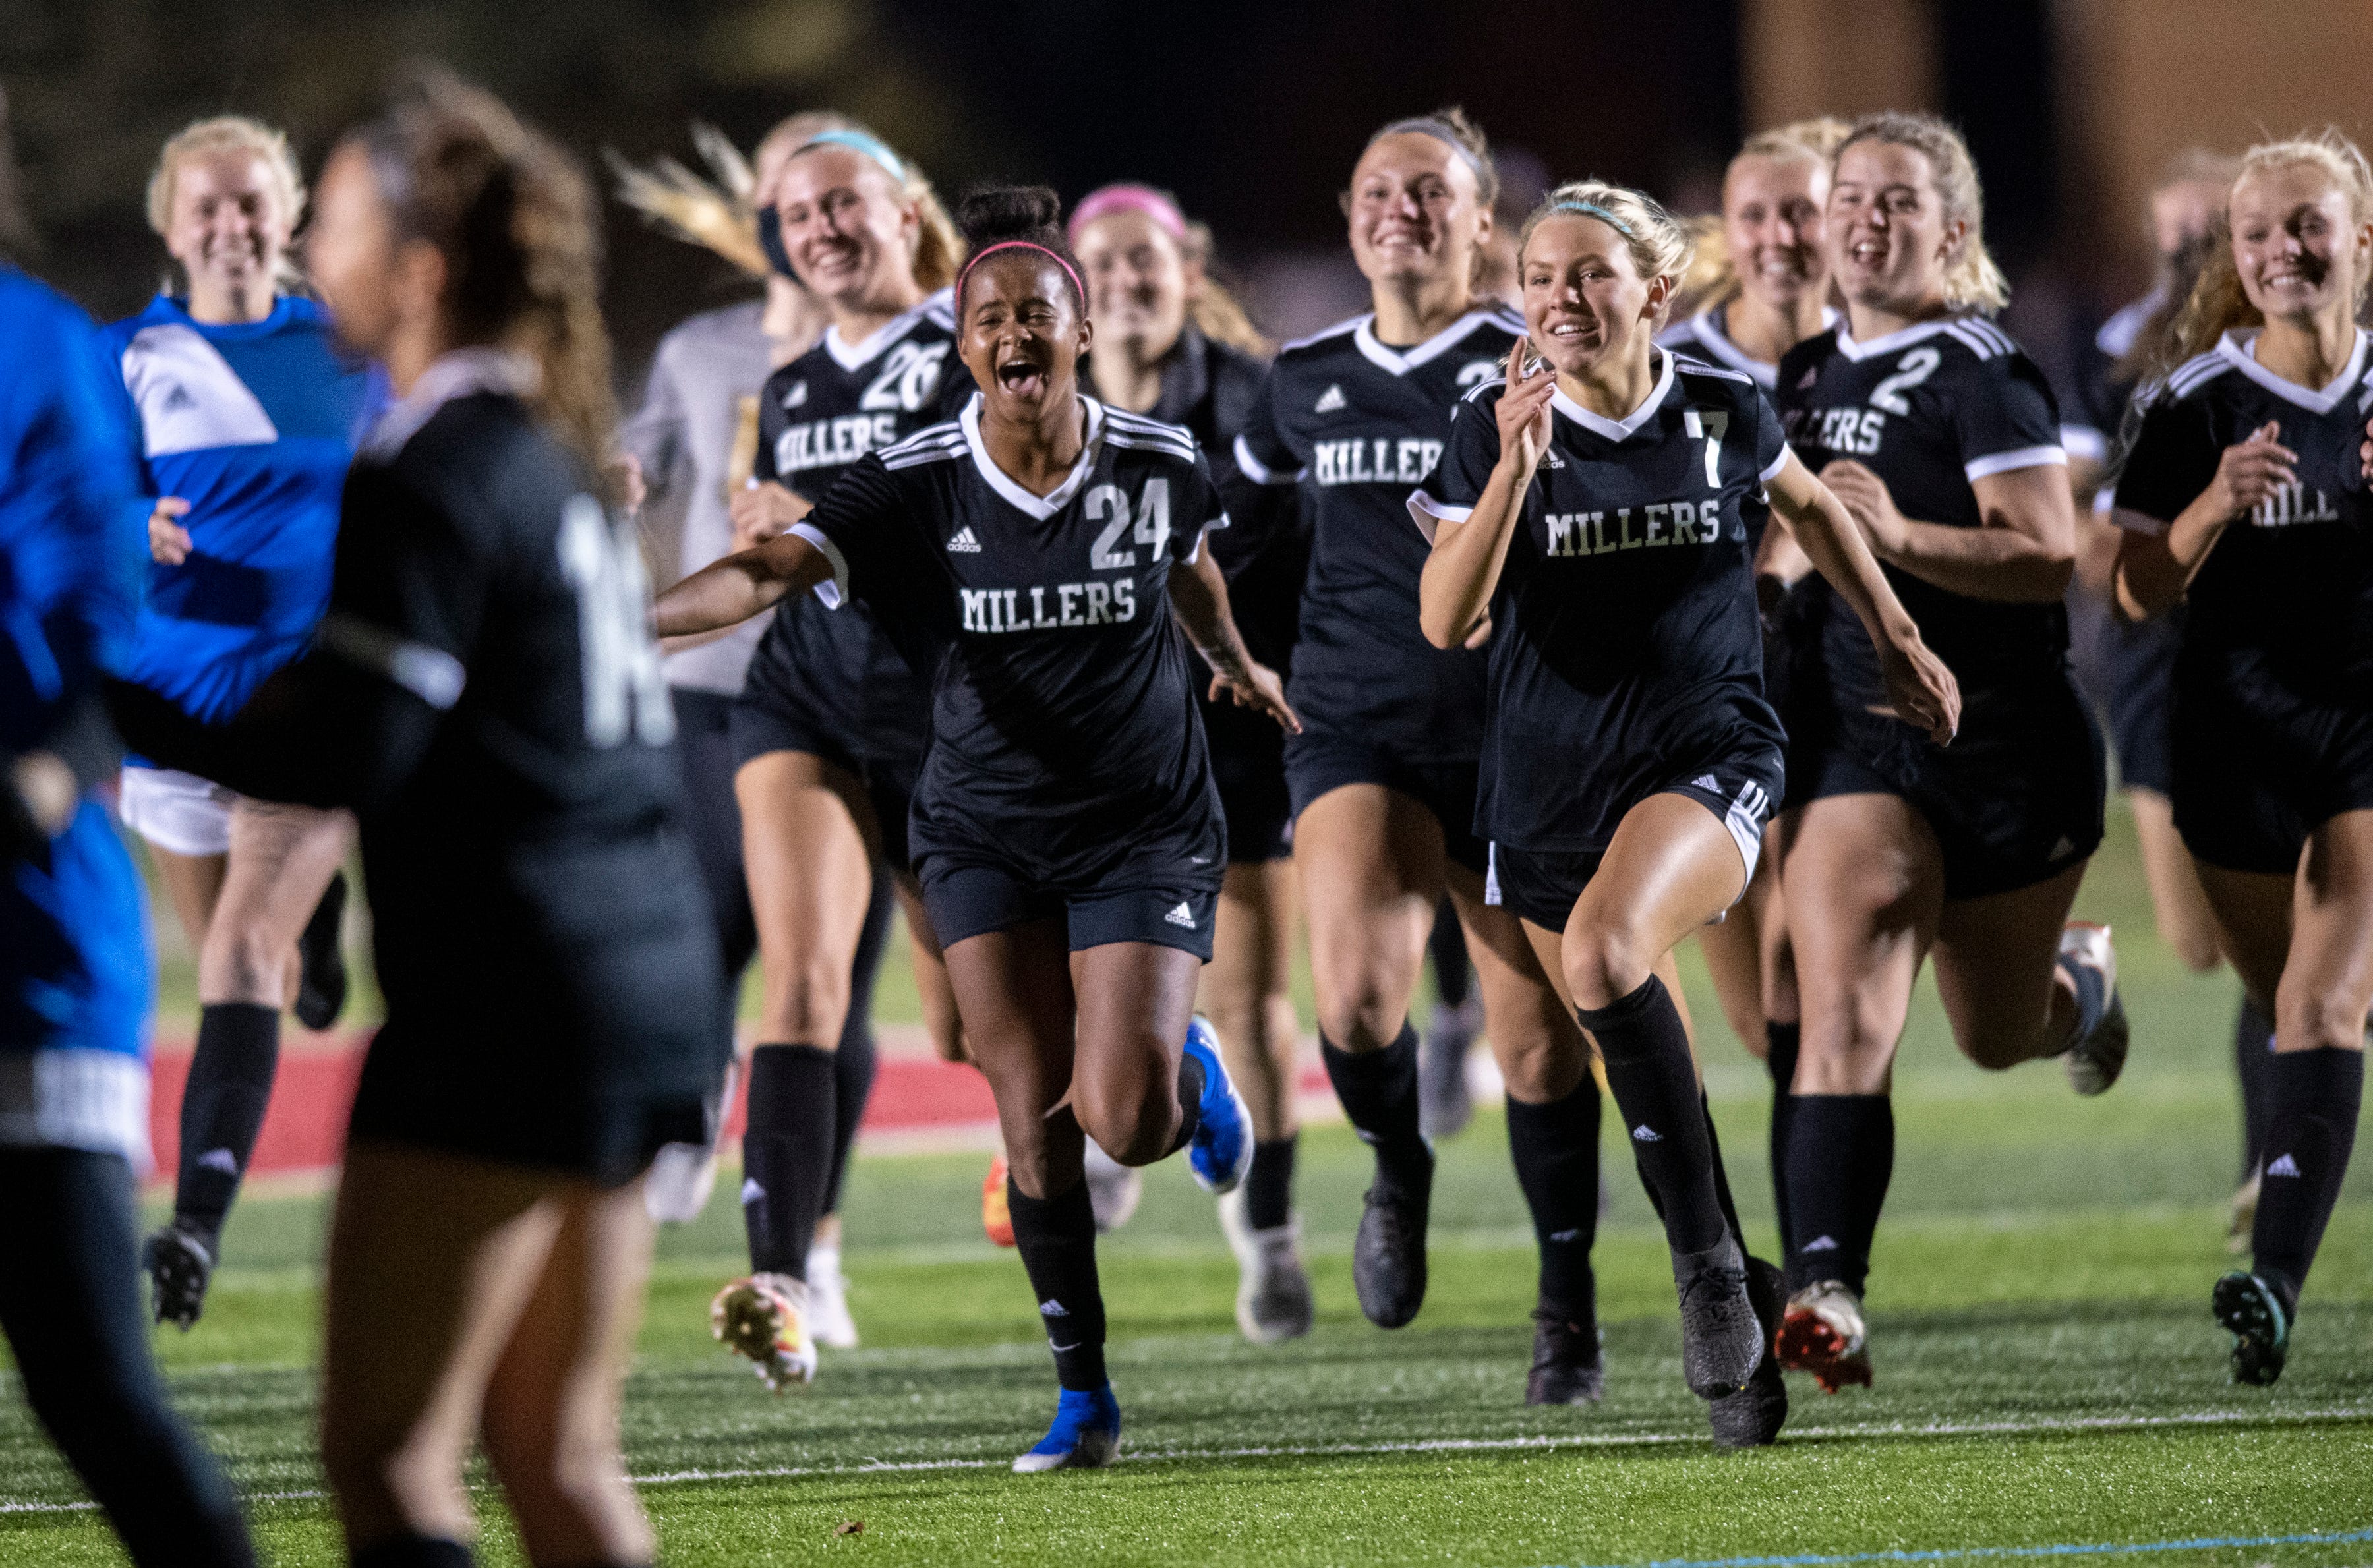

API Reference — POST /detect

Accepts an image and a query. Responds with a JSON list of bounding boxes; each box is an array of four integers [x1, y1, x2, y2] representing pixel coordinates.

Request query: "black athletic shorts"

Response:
[[921, 860, 1221, 960], [2102, 610, 2181, 798], [1205, 693, 1292, 864], [2171, 676, 2373, 876], [1284, 729, 1488, 875], [727, 695, 921, 875], [1786, 667, 2106, 901]]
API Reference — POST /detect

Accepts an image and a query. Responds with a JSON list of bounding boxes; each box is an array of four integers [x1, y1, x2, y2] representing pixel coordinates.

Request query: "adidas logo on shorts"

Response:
[[1630, 1124, 1662, 1143], [1692, 774, 1718, 791], [2266, 1153, 2301, 1178], [1314, 384, 1347, 413], [1165, 900, 1197, 928], [947, 526, 981, 553]]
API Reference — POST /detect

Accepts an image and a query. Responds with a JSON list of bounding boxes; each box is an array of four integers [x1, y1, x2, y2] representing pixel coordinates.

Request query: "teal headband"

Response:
[[1548, 198, 1633, 236], [794, 129, 908, 184]]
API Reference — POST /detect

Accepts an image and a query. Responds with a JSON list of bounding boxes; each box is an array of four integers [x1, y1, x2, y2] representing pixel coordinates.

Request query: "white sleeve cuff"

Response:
[[1758, 443, 1794, 484], [2060, 424, 2111, 466], [1183, 516, 1226, 565], [1405, 489, 1472, 546], [316, 612, 466, 710], [790, 521, 850, 608], [2110, 506, 2169, 537], [1233, 434, 1305, 486], [1964, 445, 2068, 482]]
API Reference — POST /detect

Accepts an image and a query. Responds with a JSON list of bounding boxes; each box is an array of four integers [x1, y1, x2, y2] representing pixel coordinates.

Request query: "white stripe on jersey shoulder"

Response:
[[1101, 406, 1200, 461], [2163, 349, 2231, 401], [1941, 318, 2012, 360], [1457, 374, 1505, 406], [120, 322, 279, 456], [1659, 307, 1779, 388], [823, 288, 954, 370], [1275, 313, 1368, 357], [879, 419, 968, 470], [1670, 354, 1755, 387]]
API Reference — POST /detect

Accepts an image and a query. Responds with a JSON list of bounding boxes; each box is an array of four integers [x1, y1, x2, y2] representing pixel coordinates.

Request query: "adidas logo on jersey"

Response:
[[946, 526, 981, 553], [196, 1147, 239, 1176], [1314, 384, 1347, 413], [781, 380, 807, 409], [2266, 1153, 2302, 1178], [1630, 1124, 1662, 1143], [740, 1177, 765, 1205], [1803, 1234, 1840, 1252], [1165, 901, 1197, 928]]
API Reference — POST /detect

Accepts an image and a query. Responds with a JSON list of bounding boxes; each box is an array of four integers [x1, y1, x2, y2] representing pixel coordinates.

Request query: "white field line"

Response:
[[4, 1402, 2369, 1517]]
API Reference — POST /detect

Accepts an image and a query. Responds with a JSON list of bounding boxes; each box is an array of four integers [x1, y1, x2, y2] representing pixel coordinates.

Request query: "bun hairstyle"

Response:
[[351, 68, 615, 471], [1833, 111, 2010, 315], [2167, 129, 2373, 364], [147, 115, 309, 291], [1518, 180, 1696, 324], [954, 183, 1086, 316]]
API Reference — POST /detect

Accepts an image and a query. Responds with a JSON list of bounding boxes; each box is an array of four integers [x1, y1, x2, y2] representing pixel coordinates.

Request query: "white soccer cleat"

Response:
[[1217, 1188, 1314, 1345], [1082, 1138, 1144, 1233], [2057, 923, 2129, 1096], [806, 1246, 860, 1349], [709, 1272, 817, 1391], [645, 1056, 738, 1223]]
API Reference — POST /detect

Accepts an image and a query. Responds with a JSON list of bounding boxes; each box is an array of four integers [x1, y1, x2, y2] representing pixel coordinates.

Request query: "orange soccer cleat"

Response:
[[983, 1151, 1015, 1247]]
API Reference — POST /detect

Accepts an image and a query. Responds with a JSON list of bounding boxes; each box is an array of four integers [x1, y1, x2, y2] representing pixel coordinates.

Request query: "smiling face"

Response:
[[1345, 132, 1490, 291], [1074, 209, 1193, 363], [1827, 139, 1961, 318], [2227, 161, 2370, 328], [773, 144, 918, 307], [164, 146, 293, 302], [960, 251, 1090, 420], [1519, 213, 1663, 379], [1724, 151, 1827, 314]]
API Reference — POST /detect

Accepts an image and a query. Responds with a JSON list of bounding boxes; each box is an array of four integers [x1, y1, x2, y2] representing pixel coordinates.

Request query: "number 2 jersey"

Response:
[[738, 289, 973, 767], [787, 395, 1228, 888], [1235, 308, 1525, 760]]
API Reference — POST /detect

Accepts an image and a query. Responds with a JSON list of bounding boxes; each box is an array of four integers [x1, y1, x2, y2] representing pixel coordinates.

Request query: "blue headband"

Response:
[[794, 129, 908, 184], [1548, 199, 1633, 236], [1372, 117, 1488, 181]]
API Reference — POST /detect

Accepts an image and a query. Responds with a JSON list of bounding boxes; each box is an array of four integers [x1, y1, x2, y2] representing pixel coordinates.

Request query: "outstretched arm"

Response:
[[653, 525, 835, 638]]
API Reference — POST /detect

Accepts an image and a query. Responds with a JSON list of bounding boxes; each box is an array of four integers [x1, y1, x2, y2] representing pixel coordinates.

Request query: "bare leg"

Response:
[[1295, 784, 1445, 1054], [196, 801, 351, 1009], [148, 846, 227, 965], [1203, 860, 1303, 1140], [2130, 788, 2223, 975], [1928, 861, 2088, 1072]]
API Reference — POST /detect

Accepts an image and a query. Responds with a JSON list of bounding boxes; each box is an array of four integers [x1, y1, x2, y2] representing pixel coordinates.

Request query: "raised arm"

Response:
[[1418, 339, 1550, 649], [653, 525, 835, 638]]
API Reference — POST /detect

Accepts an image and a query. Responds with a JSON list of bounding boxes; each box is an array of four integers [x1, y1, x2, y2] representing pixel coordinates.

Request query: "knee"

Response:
[[2277, 983, 2368, 1055], [1073, 1060, 1177, 1169], [1562, 919, 1653, 1014], [1494, 1033, 1583, 1105], [204, 922, 287, 1004], [765, 953, 852, 1045], [1312, 962, 1397, 1049], [1792, 1022, 1891, 1094]]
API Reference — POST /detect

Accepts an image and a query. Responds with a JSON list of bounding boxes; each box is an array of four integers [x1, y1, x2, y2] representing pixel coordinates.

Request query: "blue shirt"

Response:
[[107, 294, 381, 722]]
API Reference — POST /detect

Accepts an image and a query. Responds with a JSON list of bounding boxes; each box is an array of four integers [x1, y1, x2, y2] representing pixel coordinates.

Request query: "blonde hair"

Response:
[[2167, 129, 2373, 364], [1834, 111, 2010, 315], [1677, 117, 1854, 318], [780, 127, 961, 293], [1518, 179, 1695, 321], [146, 115, 307, 289]]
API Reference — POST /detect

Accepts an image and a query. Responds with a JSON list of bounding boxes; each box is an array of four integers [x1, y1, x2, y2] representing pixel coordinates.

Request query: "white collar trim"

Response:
[[1353, 310, 1506, 376], [958, 392, 1106, 520], [2217, 327, 2371, 413], [364, 348, 537, 460], [1550, 349, 1676, 443], [1832, 317, 1954, 362], [823, 288, 952, 371]]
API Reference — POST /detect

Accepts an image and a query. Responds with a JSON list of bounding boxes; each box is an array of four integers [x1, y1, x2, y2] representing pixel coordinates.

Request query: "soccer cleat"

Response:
[[1672, 1235, 1764, 1399], [1353, 1154, 1433, 1329], [709, 1273, 817, 1391], [983, 1153, 1016, 1248], [1709, 1256, 1789, 1448], [806, 1247, 859, 1350], [1776, 1278, 1873, 1393], [1182, 1016, 1254, 1195], [2056, 923, 2128, 1096], [1082, 1140, 1144, 1233], [1419, 995, 1482, 1141], [1217, 1189, 1314, 1344], [142, 1220, 216, 1331], [2225, 1171, 2260, 1256], [2213, 1271, 2289, 1387], [646, 1057, 737, 1225], [1012, 1383, 1123, 1472], [1525, 1311, 1606, 1406], [293, 871, 349, 1033]]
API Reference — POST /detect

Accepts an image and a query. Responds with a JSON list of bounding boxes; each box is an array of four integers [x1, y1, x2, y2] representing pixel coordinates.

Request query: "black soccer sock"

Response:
[[1765, 1021, 1800, 1256], [2235, 995, 2277, 1179], [1428, 900, 1474, 1011], [1701, 1090, 1747, 1248], [1245, 1135, 1298, 1231], [2250, 1046, 2364, 1309], [819, 865, 893, 1219], [352, 1535, 472, 1568], [173, 1002, 280, 1247], [1579, 976, 1726, 1255], [1782, 1093, 1893, 1296], [1164, 1046, 1207, 1157], [1007, 1173, 1107, 1391], [1321, 1024, 1430, 1192], [1506, 1076, 1602, 1324], [740, 1044, 836, 1281]]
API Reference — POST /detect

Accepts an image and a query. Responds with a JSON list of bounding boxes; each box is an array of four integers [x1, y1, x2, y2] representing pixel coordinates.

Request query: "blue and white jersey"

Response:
[[1, 264, 153, 1160], [106, 293, 382, 722]]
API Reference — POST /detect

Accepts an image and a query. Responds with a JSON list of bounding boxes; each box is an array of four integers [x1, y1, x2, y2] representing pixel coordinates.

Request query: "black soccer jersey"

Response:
[[1776, 316, 2070, 705], [2113, 328, 2373, 701], [1411, 353, 1790, 851], [789, 394, 1229, 887], [742, 289, 974, 764], [1236, 307, 1525, 760]]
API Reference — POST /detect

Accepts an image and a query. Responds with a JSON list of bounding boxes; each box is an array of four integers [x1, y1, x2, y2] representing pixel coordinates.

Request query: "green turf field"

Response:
[[8, 803, 2369, 1566]]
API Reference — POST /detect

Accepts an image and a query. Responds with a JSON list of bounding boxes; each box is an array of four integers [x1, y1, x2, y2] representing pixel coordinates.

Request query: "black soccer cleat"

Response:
[[143, 1220, 216, 1331], [1352, 1155, 1432, 1329], [2213, 1271, 2290, 1387], [1709, 1255, 1789, 1449], [293, 871, 349, 1033], [1672, 1234, 1763, 1399], [1525, 1311, 1606, 1405]]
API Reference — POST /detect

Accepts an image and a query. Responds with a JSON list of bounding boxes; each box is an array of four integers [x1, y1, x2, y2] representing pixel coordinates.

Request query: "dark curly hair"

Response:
[[954, 182, 1085, 317]]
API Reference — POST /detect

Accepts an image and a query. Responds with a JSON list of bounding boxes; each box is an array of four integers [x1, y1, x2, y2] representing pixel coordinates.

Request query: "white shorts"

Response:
[[119, 765, 239, 857]]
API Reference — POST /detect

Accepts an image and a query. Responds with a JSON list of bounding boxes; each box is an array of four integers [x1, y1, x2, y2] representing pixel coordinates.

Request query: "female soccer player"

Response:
[[1235, 109, 1595, 1347], [111, 74, 719, 1565], [1071, 179, 1316, 1341], [2, 239, 256, 1568], [108, 116, 379, 1329], [2111, 131, 2373, 1386], [1772, 112, 2126, 1393], [658, 183, 1275, 1470], [1413, 179, 1954, 1445]]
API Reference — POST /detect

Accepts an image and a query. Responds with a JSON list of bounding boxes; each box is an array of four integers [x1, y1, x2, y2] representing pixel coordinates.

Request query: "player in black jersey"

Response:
[[1415, 179, 1953, 1445], [695, 125, 973, 1390], [1237, 109, 1597, 1356], [657, 185, 1279, 1471], [2112, 132, 2373, 1387], [1072, 180, 1316, 1341], [1771, 113, 2128, 1393], [1659, 116, 1846, 1263], [109, 77, 715, 1567]]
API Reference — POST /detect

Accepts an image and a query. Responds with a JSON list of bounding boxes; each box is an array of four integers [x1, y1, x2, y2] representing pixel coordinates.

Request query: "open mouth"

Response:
[[1542, 318, 1600, 350], [995, 359, 1049, 399]]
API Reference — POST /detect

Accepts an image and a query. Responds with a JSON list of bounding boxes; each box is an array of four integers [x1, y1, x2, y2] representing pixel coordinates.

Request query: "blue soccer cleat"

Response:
[[1012, 1384, 1123, 1472], [1183, 1015, 1254, 1195]]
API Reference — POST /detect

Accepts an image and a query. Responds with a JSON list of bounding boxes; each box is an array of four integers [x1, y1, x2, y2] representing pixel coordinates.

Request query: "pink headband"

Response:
[[956, 240, 1086, 314], [1068, 184, 1188, 244]]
